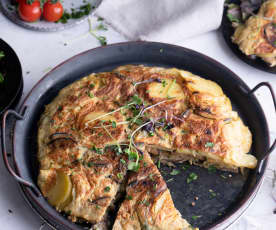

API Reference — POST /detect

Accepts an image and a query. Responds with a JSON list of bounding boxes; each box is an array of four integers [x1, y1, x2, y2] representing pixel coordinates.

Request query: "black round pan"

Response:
[[221, 0, 276, 74], [0, 39, 23, 116], [1, 42, 276, 230]]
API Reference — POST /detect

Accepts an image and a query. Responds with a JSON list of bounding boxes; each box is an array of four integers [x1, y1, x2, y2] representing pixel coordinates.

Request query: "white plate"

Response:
[[0, 0, 102, 32]]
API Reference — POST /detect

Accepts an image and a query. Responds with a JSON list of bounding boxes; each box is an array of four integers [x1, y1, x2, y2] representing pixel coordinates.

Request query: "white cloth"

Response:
[[96, 0, 224, 43]]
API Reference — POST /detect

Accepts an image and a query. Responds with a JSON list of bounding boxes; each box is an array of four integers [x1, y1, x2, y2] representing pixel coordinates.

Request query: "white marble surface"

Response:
[[0, 9, 276, 230]]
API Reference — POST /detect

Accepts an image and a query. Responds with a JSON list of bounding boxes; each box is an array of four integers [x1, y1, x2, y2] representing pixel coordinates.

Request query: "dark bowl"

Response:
[[221, 0, 276, 74], [0, 39, 23, 116]]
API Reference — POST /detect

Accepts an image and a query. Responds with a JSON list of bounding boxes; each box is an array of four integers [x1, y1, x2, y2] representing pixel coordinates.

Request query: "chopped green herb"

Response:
[[120, 159, 126, 164], [205, 142, 214, 148], [170, 169, 180, 176], [182, 164, 190, 171], [91, 146, 103, 154], [104, 186, 111, 192], [89, 83, 95, 88], [227, 13, 240, 23], [111, 121, 117, 128], [0, 51, 4, 59], [187, 173, 198, 184], [95, 204, 100, 209], [148, 131, 154, 137], [157, 159, 161, 169], [209, 189, 216, 198], [126, 195, 133, 200], [117, 172, 123, 179], [167, 178, 174, 183], [87, 162, 93, 167], [149, 173, 154, 181], [208, 165, 216, 173], [161, 80, 167, 87], [0, 73, 4, 84], [88, 92, 94, 98], [97, 24, 108, 31], [191, 215, 201, 221]]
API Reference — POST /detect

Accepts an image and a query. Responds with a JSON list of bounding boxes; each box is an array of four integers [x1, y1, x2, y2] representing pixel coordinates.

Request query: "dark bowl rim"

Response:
[[12, 41, 270, 230], [0, 38, 24, 115]]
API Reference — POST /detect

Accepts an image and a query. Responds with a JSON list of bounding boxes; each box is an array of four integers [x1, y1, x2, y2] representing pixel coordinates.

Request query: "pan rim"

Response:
[[12, 41, 270, 230]]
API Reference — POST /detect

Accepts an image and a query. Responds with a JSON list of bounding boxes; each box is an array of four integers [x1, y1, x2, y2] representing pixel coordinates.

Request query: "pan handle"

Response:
[[1, 106, 41, 197], [248, 82, 276, 173]]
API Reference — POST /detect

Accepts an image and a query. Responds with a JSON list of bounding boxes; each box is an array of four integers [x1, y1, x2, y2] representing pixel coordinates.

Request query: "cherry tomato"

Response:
[[18, 0, 41, 22], [43, 0, 63, 22]]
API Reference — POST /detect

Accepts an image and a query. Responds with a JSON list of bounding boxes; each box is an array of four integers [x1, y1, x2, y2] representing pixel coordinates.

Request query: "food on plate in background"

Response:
[[227, 0, 276, 66]]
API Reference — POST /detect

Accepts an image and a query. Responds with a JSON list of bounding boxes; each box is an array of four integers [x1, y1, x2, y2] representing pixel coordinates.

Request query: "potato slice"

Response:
[[148, 79, 185, 100], [47, 171, 72, 209], [179, 70, 223, 97]]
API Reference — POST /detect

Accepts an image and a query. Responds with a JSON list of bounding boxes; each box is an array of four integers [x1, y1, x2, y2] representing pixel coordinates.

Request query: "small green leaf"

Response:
[[205, 142, 214, 148], [128, 161, 139, 172], [0, 51, 5, 59], [120, 159, 126, 164], [191, 215, 201, 221], [187, 173, 198, 184], [88, 92, 94, 98], [170, 169, 180, 176], [227, 13, 240, 23], [0, 73, 4, 84], [208, 165, 216, 173], [126, 195, 133, 200], [98, 36, 107, 46], [111, 121, 117, 128], [97, 24, 108, 31], [117, 172, 123, 179], [104, 186, 111, 192]]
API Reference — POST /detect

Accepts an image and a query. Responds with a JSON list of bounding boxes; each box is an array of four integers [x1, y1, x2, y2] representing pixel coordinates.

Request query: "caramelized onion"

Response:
[[264, 23, 276, 48]]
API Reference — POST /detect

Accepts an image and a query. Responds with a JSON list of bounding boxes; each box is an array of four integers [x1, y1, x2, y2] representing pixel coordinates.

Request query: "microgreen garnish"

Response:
[[205, 142, 214, 148], [157, 158, 161, 169], [170, 169, 180, 176], [88, 18, 107, 46], [187, 173, 198, 184]]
